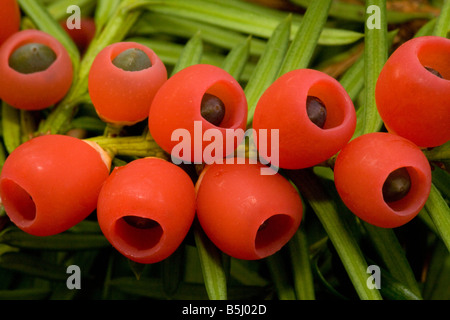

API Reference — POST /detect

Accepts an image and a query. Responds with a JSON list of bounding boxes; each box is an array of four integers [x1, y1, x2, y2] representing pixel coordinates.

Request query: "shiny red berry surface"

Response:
[[0, 0, 21, 46]]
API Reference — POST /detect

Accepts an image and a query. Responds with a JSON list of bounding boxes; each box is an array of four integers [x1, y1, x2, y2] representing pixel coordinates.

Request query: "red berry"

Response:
[[148, 64, 248, 164], [88, 42, 167, 125], [61, 17, 96, 54], [0, 135, 111, 236], [195, 161, 303, 260], [0, 29, 73, 110], [252, 68, 356, 169], [97, 157, 196, 264], [334, 132, 432, 228], [0, 0, 20, 46], [375, 36, 450, 148]]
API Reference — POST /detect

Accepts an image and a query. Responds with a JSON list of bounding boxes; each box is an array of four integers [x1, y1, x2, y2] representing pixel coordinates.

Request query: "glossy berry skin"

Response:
[[252, 68, 356, 170], [334, 132, 432, 228], [0, 135, 111, 236], [88, 42, 167, 125], [375, 36, 450, 148], [0, 0, 20, 46], [195, 161, 303, 260], [0, 29, 73, 110], [148, 64, 248, 164], [97, 157, 196, 264]]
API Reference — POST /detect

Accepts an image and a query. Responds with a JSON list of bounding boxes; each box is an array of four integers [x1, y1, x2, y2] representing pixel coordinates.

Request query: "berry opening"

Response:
[[382, 166, 425, 213], [424, 66, 444, 79], [8, 43, 57, 74], [112, 48, 152, 72], [255, 214, 294, 258], [0, 179, 36, 224], [201, 93, 226, 127], [306, 83, 347, 130], [417, 43, 450, 80], [115, 215, 163, 251]]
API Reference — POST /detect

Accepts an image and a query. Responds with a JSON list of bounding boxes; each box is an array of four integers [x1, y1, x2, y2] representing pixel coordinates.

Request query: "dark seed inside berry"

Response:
[[9, 43, 57, 74], [425, 66, 443, 79], [123, 215, 159, 229], [306, 96, 327, 128], [112, 48, 152, 72], [201, 93, 226, 126], [382, 167, 411, 203]]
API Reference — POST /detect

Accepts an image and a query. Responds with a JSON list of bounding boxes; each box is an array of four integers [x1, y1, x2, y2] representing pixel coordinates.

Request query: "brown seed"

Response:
[[382, 167, 411, 203], [425, 66, 443, 79], [201, 93, 226, 126], [306, 96, 327, 128], [123, 215, 159, 229]]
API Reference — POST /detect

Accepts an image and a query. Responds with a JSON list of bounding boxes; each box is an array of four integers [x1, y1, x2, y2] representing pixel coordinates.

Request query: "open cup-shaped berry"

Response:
[[0, 29, 73, 110], [148, 64, 248, 165], [334, 132, 432, 228], [252, 68, 356, 170], [88, 42, 167, 126], [195, 160, 303, 260], [375, 36, 450, 148], [97, 157, 196, 264], [0, 135, 111, 236]]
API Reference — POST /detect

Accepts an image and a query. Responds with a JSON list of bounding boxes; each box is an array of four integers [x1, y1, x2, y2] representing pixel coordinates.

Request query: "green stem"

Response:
[[424, 184, 450, 252], [291, 0, 437, 24], [245, 15, 291, 127], [287, 169, 383, 300], [94, 0, 121, 33], [433, 0, 450, 37], [266, 253, 296, 300], [363, 223, 422, 298], [1, 102, 21, 154], [288, 228, 315, 299], [171, 31, 203, 76], [131, 11, 267, 56], [221, 36, 251, 81], [422, 141, 450, 162], [136, 0, 363, 46], [354, 0, 387, 138], [339, 52, 365, 101], [278, 0, 332, 75], [194, 222, 228, 300], [86, 134, 168, 159], [339, 30, 398, 103]]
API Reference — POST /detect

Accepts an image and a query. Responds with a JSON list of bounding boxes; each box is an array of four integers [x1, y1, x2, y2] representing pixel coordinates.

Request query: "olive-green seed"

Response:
[[425, 66, 443, 79], [306, 96, 327, 128], [201, 93, 226, 126], [382, 167, 412, 203], [123, 216, 159, 229], [112, 48, 152, 72], [9, 43, 57, 74]]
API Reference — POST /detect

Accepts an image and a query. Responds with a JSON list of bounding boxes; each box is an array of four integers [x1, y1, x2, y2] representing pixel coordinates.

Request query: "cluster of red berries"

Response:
[[0, 0, 447, 264]]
